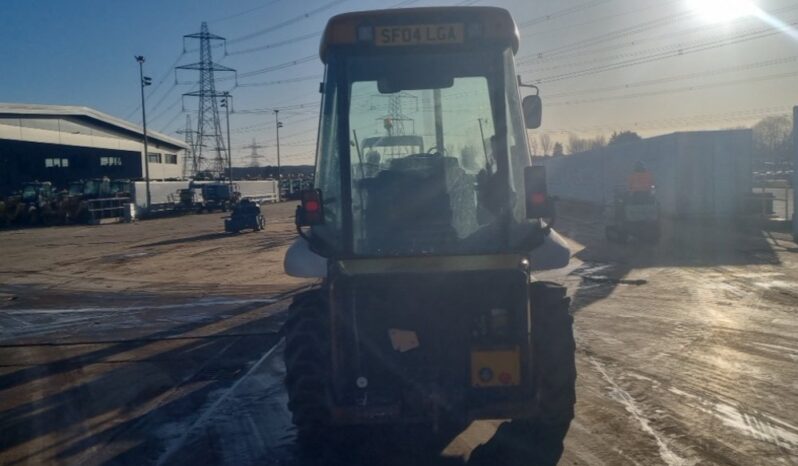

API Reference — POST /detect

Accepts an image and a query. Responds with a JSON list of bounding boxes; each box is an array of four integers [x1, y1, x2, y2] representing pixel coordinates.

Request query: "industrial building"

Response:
[[0, 103, 188, 196]]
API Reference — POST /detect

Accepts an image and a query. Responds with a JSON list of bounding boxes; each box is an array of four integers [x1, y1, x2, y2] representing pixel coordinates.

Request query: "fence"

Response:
[[84, 197, 130, 224]]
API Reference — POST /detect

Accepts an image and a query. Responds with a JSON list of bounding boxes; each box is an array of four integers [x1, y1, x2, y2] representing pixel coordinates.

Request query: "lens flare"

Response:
[[688, 0, 757, 23]]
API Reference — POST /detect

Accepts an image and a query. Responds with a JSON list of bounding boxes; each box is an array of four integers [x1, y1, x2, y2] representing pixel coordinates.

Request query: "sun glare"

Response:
[[688, 0, 757, 23]]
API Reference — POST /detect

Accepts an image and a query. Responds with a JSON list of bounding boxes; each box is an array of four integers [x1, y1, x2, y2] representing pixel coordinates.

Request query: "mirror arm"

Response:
[[517, 75, 540, 94]]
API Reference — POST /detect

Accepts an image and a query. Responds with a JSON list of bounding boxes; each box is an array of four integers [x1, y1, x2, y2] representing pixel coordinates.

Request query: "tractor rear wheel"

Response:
[[469, 281, 575, 466], [283, 290, 332, 447]]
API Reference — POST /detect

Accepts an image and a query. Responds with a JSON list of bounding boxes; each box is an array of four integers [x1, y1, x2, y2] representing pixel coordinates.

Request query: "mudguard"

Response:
[[284, 236, 327, 278], [284, 227, 569, 277], [529, 228, 570, 271]]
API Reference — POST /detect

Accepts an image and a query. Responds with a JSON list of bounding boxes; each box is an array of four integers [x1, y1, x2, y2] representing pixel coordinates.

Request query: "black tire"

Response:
[[471, 282, 575, 466], [283, 290, 332, 446]]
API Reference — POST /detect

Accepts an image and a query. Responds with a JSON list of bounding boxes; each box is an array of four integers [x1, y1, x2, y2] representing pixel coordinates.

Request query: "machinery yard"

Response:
[[1, 202, 796, 466], [2, 2, 797, 465]]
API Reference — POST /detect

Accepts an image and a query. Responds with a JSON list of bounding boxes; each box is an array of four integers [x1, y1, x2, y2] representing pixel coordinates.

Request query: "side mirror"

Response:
[[296, 189, 325, 226], [522, 95, 542, 129], [524, 165, 554, 219]]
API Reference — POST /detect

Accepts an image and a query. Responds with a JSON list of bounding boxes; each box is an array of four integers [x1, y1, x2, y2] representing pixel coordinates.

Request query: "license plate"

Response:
[[375, 24, 464, 46]]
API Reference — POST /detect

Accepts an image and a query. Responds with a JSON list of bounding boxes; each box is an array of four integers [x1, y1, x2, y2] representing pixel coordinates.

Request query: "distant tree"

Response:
[[567, 135, 589, 154], [608, 130, 643, 145], [552, 142, 564, 157], [752, 115, 792, 163], [528, 135, 540, 156], [539, 134, 552, 156], [591, 135, 608, 150], [567, 134, 607, 154]]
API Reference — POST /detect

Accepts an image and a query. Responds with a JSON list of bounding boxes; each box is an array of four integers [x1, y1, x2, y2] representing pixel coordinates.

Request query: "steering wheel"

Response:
[[426, 146, 447, 156]]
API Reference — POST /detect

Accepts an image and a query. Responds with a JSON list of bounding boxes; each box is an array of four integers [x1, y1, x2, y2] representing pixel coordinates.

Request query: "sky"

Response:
[[2, 0, 797, 165]]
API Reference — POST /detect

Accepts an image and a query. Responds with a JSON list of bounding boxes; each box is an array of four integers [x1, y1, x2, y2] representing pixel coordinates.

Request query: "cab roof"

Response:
[[320, 6, 520, 63]]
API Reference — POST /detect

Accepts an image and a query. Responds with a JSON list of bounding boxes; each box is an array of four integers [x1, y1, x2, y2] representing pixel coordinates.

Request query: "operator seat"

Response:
[[360, 154, 458, 254]]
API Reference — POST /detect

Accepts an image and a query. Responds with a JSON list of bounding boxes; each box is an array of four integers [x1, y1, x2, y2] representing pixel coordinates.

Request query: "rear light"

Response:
[[296, 189, 325, 226], [524, 165, 554, 219]]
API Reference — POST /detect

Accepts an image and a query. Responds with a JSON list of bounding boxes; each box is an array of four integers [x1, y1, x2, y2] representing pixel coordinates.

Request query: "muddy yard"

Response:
[[0, 201, 796, 465]]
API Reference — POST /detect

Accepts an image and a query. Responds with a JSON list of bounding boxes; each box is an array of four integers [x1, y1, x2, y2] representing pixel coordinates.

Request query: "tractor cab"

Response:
[[109, 179, 132, 197], [82, 178, 111, 199], [21, 182, 53, 204], [299, 7, 551, 259]]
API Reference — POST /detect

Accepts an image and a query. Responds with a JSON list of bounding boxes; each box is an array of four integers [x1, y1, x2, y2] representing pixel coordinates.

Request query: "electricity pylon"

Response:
[[246, 138, 267, 168], [176, 22, 236, 178], [176, 114, 198, 178]]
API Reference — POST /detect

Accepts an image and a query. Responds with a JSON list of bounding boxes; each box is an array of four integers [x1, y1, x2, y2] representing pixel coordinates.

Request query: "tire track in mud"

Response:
[[588, 356, 696, 466], [584, 351, 798, 465], [569, 244, 798, 465], [153, 339, 286, 466]]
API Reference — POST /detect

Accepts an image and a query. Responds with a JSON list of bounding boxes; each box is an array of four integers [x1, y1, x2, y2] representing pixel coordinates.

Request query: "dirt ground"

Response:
[[0, 201, 796, 465]]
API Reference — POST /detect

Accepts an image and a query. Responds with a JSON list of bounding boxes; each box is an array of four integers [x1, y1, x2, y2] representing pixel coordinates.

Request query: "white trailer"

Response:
[[235, 180, 280, 204], [130, 181, 190, 212], [189, 180, 280, 204]]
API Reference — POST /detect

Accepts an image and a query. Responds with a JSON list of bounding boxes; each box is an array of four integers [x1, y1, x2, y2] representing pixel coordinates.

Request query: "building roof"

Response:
[[0, 102, 188, 150]]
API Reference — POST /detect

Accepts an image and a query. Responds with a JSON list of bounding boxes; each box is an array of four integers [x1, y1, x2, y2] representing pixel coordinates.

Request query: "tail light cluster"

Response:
[[296, 189, 325, 226]]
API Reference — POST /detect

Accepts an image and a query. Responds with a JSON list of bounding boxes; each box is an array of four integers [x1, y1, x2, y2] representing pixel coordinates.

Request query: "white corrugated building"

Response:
[[0, 103, 188, 195], [538, 130, 753, 218]]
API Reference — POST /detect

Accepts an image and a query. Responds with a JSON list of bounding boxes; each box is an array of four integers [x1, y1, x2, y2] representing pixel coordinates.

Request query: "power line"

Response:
[[159, 110, 185, 133], [540, 106, 792, 134], [234, 100, 319, 114], [226, 32, 321, 56], [208, 0, 284, 24], [520, 21, 780, 76], [237, 74, 320, 88], [149, 96, 183, 124], [147, 82, 181, 115], [217, 55, 316, 82], [547, 70, 798, 107], [544, 55, 798, 99], [519, 4, 798, 66], [228, 0, 350, 44], [519, 10, 693, 64], [522, 0, 681, 39], [524, 21, 797, 84], [124, 52, 186, 120], [518, 0, 616, 29], [230, 113, 319, 134], [223, 0, 423, 57]]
